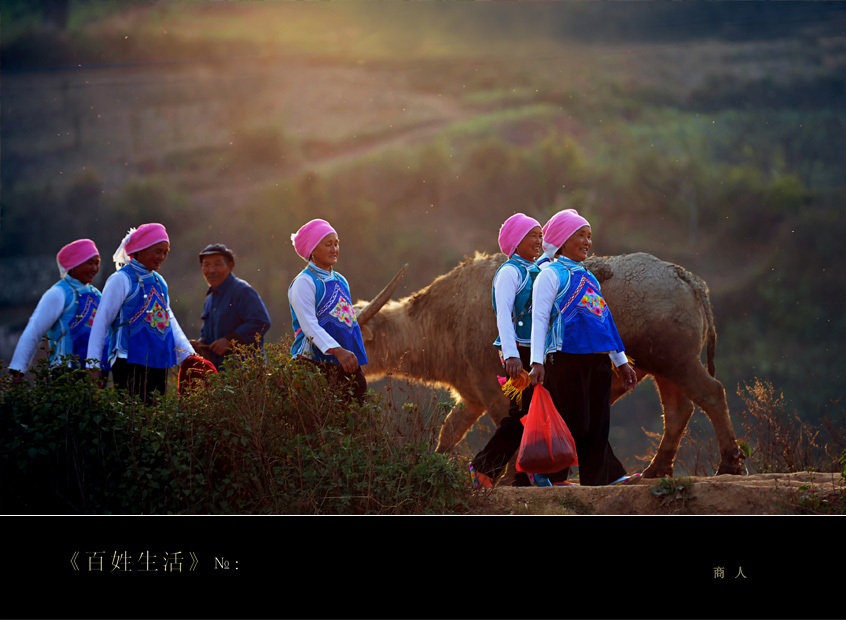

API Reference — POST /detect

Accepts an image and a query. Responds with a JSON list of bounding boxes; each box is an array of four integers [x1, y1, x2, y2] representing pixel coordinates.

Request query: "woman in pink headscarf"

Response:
[[86, 223, 196, 403], [469, 213, 546, 488], [528, 209, 640, 486], [288, 219, 368, 404], [9, 239, 109, 375]]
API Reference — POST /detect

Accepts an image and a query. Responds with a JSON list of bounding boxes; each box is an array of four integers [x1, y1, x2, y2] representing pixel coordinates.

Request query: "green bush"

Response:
[[175, 343, 470, 514], [0, 345, 471, 514], [0, 361, 161, 514]]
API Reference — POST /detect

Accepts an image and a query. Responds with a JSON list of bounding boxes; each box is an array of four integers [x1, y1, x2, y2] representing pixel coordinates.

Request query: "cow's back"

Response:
[[587, 252, 710, 375]]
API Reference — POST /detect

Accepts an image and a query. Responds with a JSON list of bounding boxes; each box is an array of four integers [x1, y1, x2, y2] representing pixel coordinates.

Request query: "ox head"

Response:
[[355, 264, 408, 342]]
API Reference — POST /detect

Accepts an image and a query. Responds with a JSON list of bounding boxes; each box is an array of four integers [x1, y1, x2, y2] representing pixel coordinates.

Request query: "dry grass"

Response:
[[638, 378, 846, 477]]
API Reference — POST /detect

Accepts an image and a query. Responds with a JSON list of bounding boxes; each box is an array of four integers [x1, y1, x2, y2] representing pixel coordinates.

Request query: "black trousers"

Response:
[[543, 352, 627, 486], [111, 359, 168, 405], [471, 347, 569, 485]]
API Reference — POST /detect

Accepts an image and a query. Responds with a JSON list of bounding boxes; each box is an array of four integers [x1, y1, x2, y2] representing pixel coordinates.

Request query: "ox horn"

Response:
[[357, 264, 408, 326]]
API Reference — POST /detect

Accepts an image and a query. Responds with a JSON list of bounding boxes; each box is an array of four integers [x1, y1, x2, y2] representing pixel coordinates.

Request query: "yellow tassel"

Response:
[[501, 369, 532, 405]]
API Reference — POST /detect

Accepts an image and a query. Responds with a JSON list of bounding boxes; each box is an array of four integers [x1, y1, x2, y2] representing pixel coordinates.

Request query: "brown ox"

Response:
[[356, 252, 743, 478]]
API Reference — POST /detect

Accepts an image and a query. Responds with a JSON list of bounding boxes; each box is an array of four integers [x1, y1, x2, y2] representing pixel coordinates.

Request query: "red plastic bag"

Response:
[[177, 355, 218, 395], [516, 384, 578, 474]]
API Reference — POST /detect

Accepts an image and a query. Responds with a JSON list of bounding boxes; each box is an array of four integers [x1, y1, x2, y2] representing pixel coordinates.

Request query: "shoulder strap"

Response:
[[333, 271, 351, 296], [301, 266, 326, 304], [57, 278, 79, 316], [548, 262, 586, 328]]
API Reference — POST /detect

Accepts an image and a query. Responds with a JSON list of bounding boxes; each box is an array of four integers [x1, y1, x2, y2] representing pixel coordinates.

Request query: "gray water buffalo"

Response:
[[355, 252, 743, 478]]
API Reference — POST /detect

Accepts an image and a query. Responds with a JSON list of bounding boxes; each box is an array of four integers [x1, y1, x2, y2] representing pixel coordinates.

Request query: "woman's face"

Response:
[[133, 241, 171, 272], [68, 256, 101, 285], [514, 226, 543, 261], [559, 225, 592, 262], [310, 233, 339, 270]]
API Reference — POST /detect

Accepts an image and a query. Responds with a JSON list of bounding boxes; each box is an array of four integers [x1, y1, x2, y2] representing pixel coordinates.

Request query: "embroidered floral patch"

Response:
[[330, 298, 357, 327], [579, 287, 606, 317], [144, 300, 170, 333]]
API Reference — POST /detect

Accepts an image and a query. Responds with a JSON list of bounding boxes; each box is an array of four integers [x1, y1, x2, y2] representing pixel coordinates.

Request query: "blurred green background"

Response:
[[2, 0, 844, 468]]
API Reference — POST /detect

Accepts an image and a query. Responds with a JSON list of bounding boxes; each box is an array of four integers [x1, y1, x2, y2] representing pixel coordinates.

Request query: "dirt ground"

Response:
[[475, 471, 845, 515]]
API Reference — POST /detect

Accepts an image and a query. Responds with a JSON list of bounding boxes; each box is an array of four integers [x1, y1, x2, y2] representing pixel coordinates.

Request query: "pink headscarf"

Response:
[[113, 223, 170, 268], [291, 219, 337, 262], [57, 239, 99, 278], [542, 209, 591, 259], [498, 213, 541, 257], [126, 223, 169, 255]]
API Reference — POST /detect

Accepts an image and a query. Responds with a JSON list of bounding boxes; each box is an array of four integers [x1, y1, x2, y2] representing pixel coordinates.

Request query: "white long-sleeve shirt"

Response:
[[86, 269, 194, 369], [9, 286, 66, 372], [492, 262, 526, 361], [288, 270, 342, 355], [530, 261, 628, 368]]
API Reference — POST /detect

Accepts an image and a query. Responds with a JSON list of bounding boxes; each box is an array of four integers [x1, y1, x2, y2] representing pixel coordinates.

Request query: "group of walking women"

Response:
[[470, 209, 641, 487], [11, 211, 638, 486], [9, 218, 370, 407], [11, 223, 197, 403]]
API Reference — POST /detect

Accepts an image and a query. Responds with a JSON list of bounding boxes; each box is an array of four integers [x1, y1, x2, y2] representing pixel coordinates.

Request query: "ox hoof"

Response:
[[715, 462, 745, 476], [715, 449, 745, 475], [641, 463, 674, 479]]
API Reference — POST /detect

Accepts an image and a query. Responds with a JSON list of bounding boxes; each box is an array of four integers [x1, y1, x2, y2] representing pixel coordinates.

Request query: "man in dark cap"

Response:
[[195, 243, 271, 370]]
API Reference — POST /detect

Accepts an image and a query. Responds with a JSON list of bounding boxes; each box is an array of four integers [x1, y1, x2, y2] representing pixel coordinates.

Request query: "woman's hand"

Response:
[[618, 363, 637, 391], [329, 347, 360, 373], [504, 356, 523, 379], [528, 362, 545, 386]]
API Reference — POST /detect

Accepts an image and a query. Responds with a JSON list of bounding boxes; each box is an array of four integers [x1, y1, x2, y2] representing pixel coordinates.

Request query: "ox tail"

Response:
[[706, 320, 717, 378], [673, 265, 718, 378]]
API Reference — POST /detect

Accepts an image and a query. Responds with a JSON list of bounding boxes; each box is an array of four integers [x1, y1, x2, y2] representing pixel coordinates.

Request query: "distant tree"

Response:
[[1, 0, 71, 30]]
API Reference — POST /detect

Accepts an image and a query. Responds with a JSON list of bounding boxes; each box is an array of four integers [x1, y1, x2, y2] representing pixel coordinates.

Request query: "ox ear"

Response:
[[357, 264, 408, 326], [359, 324, 373, 343]]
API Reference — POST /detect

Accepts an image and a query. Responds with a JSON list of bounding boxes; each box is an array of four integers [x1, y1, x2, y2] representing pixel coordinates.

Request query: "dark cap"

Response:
[[198, 243, 235, 263]]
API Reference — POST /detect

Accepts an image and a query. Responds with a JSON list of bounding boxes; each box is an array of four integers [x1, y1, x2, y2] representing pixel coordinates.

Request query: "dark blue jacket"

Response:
[[201, 273, 271, 369]]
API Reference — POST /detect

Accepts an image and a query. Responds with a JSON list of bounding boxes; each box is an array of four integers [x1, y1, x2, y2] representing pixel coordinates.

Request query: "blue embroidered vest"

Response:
[[109, 260, 176, 368], [543, 259, 625, 357], [46, 277, 108, 368], [492, 255, 539, 349], [289, 266, 368, 366]]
